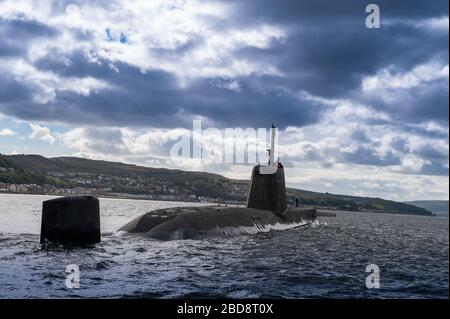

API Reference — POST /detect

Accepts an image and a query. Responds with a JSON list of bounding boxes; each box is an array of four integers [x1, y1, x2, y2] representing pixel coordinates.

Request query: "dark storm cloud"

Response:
[[0, 18, 58, 56], [282, 138, 402, 168], [363, 75, 449, 125], [414, 144, 449, 162], [393, 138, 449, 163], [0, 72, 34, 102], [227, 0, 449, 130], [0, 0, 448, 137], [389, 136, 449, 175], [231, 0, 448, 22], [1, 58, 190, 127], [3, 50, 325, 128], [400, 124, 449, 140], [231, 1, 448, 99], [0, 18, 57, 38], [0, 0, 448, 127], [285, 24, 446, 97], [341, 147, 401, 166], [420, 161, 449, 176], [390, 136, 409, 153], [350, 128, 371, 143]]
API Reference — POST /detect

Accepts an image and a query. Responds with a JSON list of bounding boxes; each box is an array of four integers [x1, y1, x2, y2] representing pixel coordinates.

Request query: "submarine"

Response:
[[119, 125, 333, 240]]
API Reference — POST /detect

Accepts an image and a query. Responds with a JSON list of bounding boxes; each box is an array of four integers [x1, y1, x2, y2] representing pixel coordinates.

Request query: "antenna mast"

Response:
[[260, 124, 278, 175]]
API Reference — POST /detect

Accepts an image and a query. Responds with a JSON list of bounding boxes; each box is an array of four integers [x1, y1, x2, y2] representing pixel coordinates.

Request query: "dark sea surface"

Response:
[[0, 193, 448, 299]]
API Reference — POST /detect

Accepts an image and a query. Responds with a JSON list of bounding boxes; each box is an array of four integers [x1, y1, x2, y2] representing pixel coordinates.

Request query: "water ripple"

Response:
[[0, 194, 448, 298]]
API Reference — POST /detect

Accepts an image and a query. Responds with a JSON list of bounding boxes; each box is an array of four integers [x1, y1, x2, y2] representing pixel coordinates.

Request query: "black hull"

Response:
[[119, 206, 316, 240]]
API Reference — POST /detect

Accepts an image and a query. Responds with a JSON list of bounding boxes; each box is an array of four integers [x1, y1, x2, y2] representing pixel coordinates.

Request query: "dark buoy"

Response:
[[40, 196, 101, 245]]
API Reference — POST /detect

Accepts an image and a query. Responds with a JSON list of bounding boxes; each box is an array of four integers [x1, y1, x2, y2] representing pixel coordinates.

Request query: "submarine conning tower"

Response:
[[246, 125, 287, 212]]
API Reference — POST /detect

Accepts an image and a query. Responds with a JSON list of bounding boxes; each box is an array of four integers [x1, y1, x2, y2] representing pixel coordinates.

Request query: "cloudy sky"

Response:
[[0, 0, 448, 201]]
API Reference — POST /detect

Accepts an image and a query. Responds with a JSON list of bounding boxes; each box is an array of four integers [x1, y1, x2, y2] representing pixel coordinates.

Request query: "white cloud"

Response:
[[286, 165, 449, 201], [0, 128, 15, 136], [384, 16, 449, 33], [0, 58, 111, 104], [362, 61, 449, 94], [0, 0, 285, 87], [417, 16, 449, 32], [33, 117, 449, 201], [29, 123, 55, 144]]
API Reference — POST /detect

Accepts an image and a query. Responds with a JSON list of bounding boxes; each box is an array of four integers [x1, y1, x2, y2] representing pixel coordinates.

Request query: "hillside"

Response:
[[405, 200, 449, 216], [0, 154, 432, 216]]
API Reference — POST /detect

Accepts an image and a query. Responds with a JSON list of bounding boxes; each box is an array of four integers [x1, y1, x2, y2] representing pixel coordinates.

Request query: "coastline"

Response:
[[0, 192, 438, 217]]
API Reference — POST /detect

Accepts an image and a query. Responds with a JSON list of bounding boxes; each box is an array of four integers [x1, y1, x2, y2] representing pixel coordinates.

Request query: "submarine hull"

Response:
[[119, 206, 316, 240]]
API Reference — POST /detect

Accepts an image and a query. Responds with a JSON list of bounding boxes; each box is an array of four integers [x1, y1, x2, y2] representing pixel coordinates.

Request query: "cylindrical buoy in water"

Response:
[[40, 196, 101, 244]]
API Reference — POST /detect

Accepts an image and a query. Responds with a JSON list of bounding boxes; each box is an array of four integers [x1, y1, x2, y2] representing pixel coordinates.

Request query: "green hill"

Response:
[[0, 154, 432, 216], [405, 200, 449, 216]]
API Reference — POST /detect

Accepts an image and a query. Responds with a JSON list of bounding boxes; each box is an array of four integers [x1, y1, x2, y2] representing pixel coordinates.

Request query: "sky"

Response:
[[0, 0, 448, 201]]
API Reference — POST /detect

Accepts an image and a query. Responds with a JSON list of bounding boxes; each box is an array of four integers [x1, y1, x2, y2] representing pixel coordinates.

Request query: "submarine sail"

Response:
[[246, 125, 287, 212]]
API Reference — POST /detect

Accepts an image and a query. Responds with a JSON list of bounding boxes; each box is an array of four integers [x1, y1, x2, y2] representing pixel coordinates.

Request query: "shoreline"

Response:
[[0, 191, 438, 217]]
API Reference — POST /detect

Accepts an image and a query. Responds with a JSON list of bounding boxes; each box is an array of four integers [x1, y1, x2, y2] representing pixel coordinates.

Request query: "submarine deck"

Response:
[[119, 205, 317, 240]]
